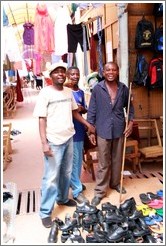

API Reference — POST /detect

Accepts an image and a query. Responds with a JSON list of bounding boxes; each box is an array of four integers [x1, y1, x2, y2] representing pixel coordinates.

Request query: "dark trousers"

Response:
[[94, 136, 124, 198]]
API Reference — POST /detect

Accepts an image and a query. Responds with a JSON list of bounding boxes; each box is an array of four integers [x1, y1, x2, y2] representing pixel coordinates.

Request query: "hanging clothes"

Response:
[[16, 70, 24, 102], [23, 22, 34, 45], [34, 3, 54, 54], [54, 6, 72, 56], [97, 16, 103, 78], [89, 22, 97, 71], [67, 23, 89, 52], [3, 7, 9, 26]]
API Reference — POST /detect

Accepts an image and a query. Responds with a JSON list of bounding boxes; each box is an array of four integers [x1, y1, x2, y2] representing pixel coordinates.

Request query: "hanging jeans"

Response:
[[40, 137, 73, 219]]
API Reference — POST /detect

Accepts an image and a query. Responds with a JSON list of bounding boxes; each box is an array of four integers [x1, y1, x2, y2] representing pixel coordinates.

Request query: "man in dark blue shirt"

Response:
[[87, 61, 134, 206]]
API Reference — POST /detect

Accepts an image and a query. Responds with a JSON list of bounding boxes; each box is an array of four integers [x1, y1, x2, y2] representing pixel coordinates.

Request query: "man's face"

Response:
[[50, 67, 66, 85], [103, 63, 119, 82], [68, 69, 80, 86]]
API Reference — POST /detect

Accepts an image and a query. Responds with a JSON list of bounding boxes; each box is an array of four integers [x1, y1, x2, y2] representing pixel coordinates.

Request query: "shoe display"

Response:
[[57, 199, 76, 207], [112, 185, 127, 194], [41, 217, 53, 228], [76, 202, 97, 214], [91, 196, 102, 206], [74, 193, 89, 204], [47, 223, 58, 243]]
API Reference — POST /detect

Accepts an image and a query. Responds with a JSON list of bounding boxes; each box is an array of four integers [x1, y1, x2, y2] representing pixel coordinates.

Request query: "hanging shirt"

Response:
[[54, 6, 72, 56]]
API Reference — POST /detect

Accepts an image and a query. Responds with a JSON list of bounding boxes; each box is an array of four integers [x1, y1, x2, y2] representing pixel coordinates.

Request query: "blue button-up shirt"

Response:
[[87, 80, 134, 139]]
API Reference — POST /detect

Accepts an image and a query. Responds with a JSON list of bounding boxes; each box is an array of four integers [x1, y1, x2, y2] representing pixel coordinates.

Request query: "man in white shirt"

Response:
[[33, 61, 95, 228]]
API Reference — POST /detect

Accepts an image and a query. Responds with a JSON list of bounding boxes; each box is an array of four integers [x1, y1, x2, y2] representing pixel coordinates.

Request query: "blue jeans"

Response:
[[40, 137, 73, 219], [70, 141, 84, 198]]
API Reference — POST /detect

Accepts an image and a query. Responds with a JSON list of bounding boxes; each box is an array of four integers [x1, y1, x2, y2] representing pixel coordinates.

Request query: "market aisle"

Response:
[[3, 87, 43, 191]]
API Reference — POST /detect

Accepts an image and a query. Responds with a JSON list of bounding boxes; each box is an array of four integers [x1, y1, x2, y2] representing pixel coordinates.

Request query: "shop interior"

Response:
[[2, 2, 164, 244]]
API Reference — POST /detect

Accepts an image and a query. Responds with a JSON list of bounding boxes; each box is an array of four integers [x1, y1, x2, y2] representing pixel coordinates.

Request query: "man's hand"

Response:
[[88, 133, 97, 146], [42, 143, 53, 156], [124, 120, 133, 138], [87, 123, 95, 135]]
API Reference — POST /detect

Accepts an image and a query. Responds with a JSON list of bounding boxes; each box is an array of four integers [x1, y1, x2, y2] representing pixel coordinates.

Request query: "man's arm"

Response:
[[39, 117, 53, 156]]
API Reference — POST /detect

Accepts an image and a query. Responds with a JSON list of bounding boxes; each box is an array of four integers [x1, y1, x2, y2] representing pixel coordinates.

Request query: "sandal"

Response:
[[156, 189, 163, 198], [147, 192, 160, 200], [155, 208, 163, 217], [150, 214, 163, 222], [149, 222, 163, 234], [148, 199, 163, 209], [136, 205, 156, 216], [139, 193, 151, 204], [144, 216, 156, 226]]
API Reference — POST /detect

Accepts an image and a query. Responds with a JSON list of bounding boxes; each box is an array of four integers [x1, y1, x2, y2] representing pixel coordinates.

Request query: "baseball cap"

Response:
[[48, 61, 68, 75]]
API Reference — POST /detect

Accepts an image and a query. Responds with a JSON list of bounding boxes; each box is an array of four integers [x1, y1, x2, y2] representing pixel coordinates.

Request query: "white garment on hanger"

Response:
[[2, 25, 22, 62], [54, 6, 72, 56]]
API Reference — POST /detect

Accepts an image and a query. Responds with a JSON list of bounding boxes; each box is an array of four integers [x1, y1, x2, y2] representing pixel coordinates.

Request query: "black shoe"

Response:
[[105, 210, 125, 223], [73, 193, 89, 204], [53, 217, 64, 227], [41, 217, 53, 228], [82, 184, 86, 191], [107, 226, 128, 242], [120, 197, 136, 212], [47, 223, 58, 243], [61, 231, 70, 243], [112, 185, 126, 194], [60, 219, 77, 231], [86, 233, 98, 243], [57, 199, 76, 207], [91, 196, 102, 206], [101, 202, 117, 211], [76, 203, 97, 214]]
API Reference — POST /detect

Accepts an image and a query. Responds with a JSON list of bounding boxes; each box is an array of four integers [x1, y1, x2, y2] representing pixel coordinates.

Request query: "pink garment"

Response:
[[34, 4, 54, 54]]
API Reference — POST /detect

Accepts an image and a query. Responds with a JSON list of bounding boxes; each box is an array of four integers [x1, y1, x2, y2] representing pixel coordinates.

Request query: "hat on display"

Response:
[[87, 72, 98, 83], [48, 61, 68, 75], [87, 72, 99, 90]]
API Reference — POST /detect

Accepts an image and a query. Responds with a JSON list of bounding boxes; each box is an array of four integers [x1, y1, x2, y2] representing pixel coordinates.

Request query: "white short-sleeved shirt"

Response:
[[33, 85, 78, 144]]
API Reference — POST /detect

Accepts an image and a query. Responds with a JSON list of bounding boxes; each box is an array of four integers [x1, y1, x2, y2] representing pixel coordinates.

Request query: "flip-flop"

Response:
[[144, 216, 156, 225], [150, 214, 163, 222], [156, 190, 163, 197], [149, 222, 163, 234], [155, 208, 163, 217], [139, 193, 151, 204], [148, 199, 163, 209], [136, 205, 156, 216], [147, 192, 160, 200]]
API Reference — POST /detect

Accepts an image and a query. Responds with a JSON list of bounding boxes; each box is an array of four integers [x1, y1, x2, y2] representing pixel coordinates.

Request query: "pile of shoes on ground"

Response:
[[48, 191, 163, 243]]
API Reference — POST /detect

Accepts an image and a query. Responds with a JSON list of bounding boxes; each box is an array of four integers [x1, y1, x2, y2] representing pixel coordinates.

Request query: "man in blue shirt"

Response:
[[66, 66, 89, 204], [87, 62, 134, 206]]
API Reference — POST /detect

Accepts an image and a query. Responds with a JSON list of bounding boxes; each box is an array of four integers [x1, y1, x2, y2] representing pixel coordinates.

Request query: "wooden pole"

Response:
[[119, 82, 132, 203]]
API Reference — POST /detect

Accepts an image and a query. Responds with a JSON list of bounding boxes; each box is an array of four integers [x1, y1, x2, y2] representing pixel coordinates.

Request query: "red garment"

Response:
[[16, 70, 23, 102], [89, 22, 97, 71], [34, 4, 54, 53]]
